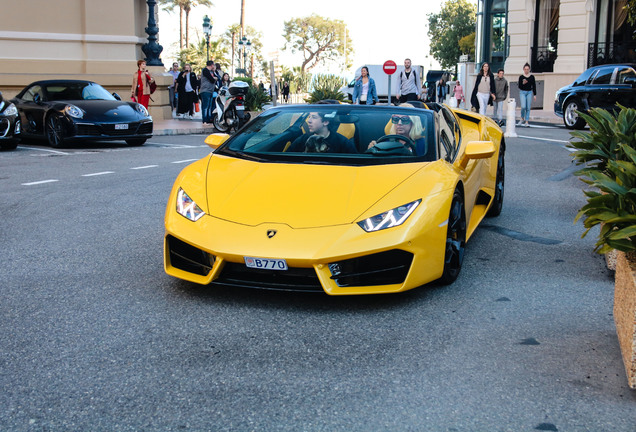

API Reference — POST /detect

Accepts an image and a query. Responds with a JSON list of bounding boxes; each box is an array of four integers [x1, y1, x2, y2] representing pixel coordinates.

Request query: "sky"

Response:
[[157, 0, 445, 78]]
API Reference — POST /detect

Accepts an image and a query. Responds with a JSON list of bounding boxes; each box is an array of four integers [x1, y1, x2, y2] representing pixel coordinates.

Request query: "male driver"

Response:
[[199, 60, 218, 126], [493, 69, 509, 126], [396, 58, 422, 103], [288, 112, 357, 154]]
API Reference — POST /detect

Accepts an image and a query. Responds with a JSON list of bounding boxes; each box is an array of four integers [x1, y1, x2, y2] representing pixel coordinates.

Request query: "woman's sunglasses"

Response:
[[391, 115, 412, 125]]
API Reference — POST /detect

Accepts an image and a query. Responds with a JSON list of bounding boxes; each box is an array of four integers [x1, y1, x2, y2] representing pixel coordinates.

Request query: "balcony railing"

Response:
[[531, 46, 557, 73], [588, 42, 636, 67]]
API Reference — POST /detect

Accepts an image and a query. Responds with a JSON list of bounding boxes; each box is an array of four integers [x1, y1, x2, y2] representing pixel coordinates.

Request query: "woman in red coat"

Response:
[[131, 60, 154, 109]]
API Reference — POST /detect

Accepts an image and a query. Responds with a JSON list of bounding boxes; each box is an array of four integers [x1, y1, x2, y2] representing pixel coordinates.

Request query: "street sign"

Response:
[[383, 60, 397, 75]]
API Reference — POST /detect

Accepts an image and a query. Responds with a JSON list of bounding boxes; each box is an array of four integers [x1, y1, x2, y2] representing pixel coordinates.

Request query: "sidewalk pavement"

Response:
[[152, 108, 561, 137]]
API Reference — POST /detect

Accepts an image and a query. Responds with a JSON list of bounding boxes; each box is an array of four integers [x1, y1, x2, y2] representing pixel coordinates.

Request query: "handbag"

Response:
[[195, 102, 200, 112], [146, 73, 157, 94]]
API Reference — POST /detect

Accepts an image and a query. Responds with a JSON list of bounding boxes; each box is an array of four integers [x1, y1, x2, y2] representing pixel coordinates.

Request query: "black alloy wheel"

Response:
[[46, 115, 65, 148], [563, 99, 586, 130], [439, 189, 466, 285], [225, 105, 238, 132], [487, 146, 505, 217]]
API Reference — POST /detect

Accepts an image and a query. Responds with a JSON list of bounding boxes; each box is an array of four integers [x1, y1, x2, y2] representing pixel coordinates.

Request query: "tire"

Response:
[[46, 115, 65, 148], [439, 189, 466, 285], [126, 138, 146, 146], [563, 99, 586, 130], [213, 111, 230, 133], [225, 106, 238, 132], [487, 146, 505, 217]]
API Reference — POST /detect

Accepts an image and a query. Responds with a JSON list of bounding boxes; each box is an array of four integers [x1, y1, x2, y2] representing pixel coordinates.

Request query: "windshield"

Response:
[[44, 82, 116, 101], [216, 105, 437, 166]]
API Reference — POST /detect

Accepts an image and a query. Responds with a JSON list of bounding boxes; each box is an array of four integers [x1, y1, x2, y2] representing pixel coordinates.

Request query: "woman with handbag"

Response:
[[175, 63, 199, 119], [131, 60, 155, 109]]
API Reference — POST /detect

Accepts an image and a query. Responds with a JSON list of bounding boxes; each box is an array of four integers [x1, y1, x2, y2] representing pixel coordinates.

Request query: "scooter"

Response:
[[212, 81, 251, 133]]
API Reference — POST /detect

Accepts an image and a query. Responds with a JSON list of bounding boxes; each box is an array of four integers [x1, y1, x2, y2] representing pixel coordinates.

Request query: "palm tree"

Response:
[[183, 0, 213, 48], [158, 0, 213, 49]]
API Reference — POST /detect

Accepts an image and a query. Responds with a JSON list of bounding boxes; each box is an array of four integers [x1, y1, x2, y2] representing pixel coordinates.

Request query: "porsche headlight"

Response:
[[65, 104, 84, 119], [3, 103, 17, 116], [136, 103, 149, 116], [176, 188, 205, 221], [358, 199, 421, 232]]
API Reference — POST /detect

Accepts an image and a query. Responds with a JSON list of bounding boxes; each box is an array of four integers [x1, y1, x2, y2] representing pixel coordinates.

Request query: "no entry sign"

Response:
[[383, 60, 397, 75]]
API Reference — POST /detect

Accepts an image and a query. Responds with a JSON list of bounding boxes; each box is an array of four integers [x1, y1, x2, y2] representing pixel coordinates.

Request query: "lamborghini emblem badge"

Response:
[[267, 230, 277, 238]]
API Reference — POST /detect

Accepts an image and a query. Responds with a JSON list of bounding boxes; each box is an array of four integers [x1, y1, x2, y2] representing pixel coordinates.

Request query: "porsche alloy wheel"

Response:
[[439, 189, 466, 285], [46, 115, 65, 148], [563, 100, 586, 130], [487, 147, 505, 217]]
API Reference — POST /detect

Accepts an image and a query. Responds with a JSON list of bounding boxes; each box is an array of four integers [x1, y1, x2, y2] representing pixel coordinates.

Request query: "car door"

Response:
[[586, 66, 616, 111], [614, 66, 636, 109], [16, 85, 46, 136]]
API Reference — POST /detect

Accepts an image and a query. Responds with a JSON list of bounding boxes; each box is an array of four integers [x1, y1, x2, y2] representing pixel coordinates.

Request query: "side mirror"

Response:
[[459, 141, 496, 169], [624, 77, 636, 88], [33, 93, 42, 104], [112, 92, 122, 101], [204, 133, 230, 150]]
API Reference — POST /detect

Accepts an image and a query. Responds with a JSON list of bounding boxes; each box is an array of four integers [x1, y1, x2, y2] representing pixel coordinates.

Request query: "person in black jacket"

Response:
[[175, 63, 199, 119], [471, 62, 496, 115], [517, 63, 536, 127]]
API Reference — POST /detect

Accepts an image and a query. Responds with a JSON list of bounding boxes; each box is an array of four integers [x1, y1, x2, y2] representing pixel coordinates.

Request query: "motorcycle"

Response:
[[212, 81, 251, 133]]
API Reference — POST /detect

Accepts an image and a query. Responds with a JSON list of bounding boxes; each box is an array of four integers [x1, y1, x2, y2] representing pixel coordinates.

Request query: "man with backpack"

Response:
[[396, 58, 422, 103]]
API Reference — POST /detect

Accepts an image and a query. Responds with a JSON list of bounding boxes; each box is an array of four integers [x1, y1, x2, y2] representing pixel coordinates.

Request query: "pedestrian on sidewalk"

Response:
[[436, 79, 447, 104], [453, 80, 464, 108], [471, 62, 496, 116], [175, 63, 198, 119], [353, 66, 378, 105], [199, 60, 217, 126], [396, 58, 422, 103], [493, 69, 509, 126], [518, 63, 536, 127], [167, 62, 180, 113], [131, 60, 154, 109]]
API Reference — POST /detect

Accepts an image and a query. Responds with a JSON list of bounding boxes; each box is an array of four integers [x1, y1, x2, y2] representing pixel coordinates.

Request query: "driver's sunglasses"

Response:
[[391, 115, 412, 125]]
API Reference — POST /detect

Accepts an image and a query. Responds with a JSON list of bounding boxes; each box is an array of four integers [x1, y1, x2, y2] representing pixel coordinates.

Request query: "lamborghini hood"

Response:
[[205, 155, 426, 228]]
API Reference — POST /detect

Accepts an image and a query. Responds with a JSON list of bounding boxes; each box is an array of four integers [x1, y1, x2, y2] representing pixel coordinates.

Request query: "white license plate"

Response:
[[244, 257, 288, 270], [235, 105, 245, 111], [115, 123, 129, 130]]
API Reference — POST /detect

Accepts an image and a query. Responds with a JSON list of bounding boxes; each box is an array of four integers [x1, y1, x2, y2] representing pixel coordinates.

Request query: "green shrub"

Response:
[[569, 105, 636, 253], [245, 84, 271, 111], [305, 74, 347, 103]]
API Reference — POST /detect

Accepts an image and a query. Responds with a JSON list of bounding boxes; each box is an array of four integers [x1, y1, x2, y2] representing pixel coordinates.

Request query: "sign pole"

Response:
[[387, 76, 392, 106]]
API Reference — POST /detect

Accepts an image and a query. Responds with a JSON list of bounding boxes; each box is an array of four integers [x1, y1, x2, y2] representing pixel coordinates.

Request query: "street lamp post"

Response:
[[237, 36, 251, 77], [202, 15, 212, 62]]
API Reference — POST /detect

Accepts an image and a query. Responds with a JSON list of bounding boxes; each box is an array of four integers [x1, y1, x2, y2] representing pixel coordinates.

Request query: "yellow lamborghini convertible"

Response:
[[164, 103, 505, 295]]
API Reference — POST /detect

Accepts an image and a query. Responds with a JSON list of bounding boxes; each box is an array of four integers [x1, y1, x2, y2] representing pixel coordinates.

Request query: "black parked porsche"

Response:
[[0, 91, 20, 150], [12, 80, 153, 147]]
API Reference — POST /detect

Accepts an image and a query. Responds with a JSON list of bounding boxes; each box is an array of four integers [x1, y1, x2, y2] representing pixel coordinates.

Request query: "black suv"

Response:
[[554, 64, 636, 129]]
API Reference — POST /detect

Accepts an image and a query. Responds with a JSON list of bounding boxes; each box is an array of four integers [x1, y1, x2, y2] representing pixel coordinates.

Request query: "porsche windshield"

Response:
[[217, 105, 437, 165], [44, 82, 116, 101]]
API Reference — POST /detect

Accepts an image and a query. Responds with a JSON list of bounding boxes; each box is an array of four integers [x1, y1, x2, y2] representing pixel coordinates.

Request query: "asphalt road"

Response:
[[1, 126, 635, 431]]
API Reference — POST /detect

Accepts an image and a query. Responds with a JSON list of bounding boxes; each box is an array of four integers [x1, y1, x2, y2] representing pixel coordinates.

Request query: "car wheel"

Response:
[[46, 115, 65, 148], [225, 106, 238, 132], [563, 99, 586, 130], [487, 146, 505, 217], [439, 189, 466, 285], [125, 138, 146, 146]]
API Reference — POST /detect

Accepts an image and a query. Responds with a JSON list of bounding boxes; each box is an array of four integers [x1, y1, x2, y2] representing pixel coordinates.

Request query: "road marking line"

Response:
[[22, 179, 59, 186], [171, 159, 198, 164], [517, 135, 570, 143], [82, 171, 115, 177], [146, 142, 198, 148], [21, 147, 70, 155], [131, 165, 159, 170]]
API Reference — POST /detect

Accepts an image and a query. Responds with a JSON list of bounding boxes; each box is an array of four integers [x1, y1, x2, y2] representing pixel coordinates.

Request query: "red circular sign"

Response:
[[383, 60, 397, 75]]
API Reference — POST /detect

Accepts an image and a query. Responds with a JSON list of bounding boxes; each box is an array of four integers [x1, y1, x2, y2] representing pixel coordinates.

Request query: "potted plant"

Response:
[[569, 105, 636, 389]]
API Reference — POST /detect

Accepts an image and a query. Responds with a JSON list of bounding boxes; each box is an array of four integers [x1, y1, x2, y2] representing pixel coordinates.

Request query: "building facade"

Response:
[[475, 0, 635, 110], [0, 0, 171, 118]]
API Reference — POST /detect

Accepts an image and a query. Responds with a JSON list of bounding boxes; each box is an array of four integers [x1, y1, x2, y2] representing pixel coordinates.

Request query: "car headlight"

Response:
[[2, 103, 17, 116], [136, 103, 149, 116], [358, 199, 421, 232], [65, 104, 84, 119], [176, 188, 205, 221]]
